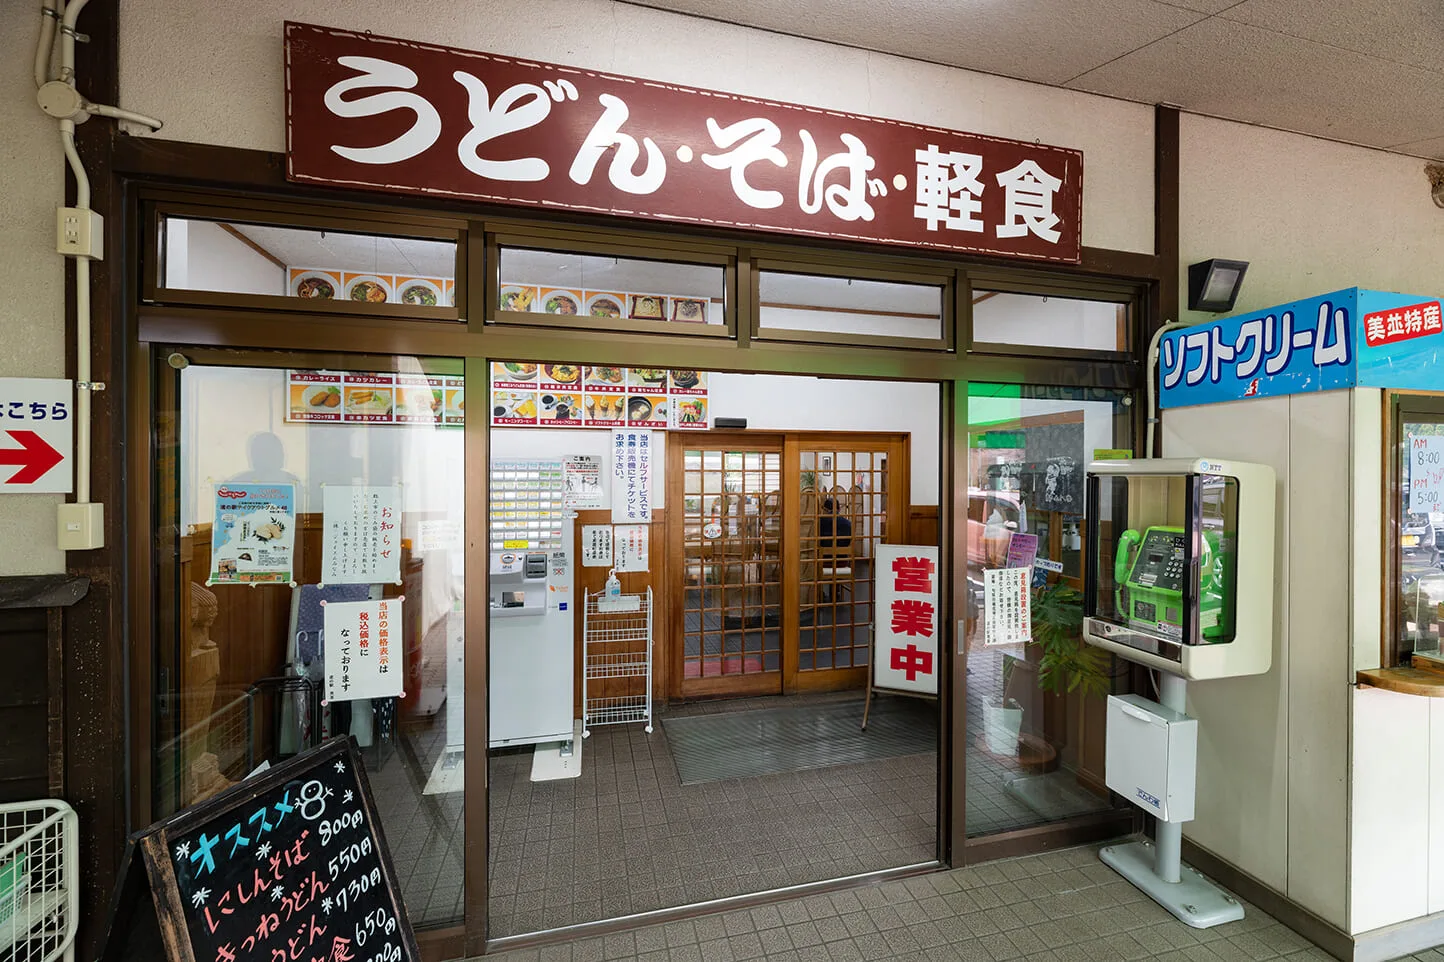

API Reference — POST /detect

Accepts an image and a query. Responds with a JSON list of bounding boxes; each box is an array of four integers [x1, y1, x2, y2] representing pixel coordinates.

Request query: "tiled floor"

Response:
[[475, 841, 1394, 962], [488, 691, 938, 938]]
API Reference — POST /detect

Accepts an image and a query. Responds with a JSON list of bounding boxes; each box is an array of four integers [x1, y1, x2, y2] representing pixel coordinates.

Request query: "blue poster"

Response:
[[208, 482, 296, 584], [1159, 290, 1357, 408]]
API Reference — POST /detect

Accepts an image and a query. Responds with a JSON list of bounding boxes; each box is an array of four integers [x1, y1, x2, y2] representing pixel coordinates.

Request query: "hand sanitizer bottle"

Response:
[[605, 568, 622, 601]]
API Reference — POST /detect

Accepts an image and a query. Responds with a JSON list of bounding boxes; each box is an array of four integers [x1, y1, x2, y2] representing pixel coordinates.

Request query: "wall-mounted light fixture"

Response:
[[1187, 259, 1249, 313]]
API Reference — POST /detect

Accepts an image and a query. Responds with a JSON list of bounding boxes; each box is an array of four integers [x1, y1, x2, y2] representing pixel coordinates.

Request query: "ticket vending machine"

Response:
[[1084, 457, 1275, 927], [488, 546, 575, 748]]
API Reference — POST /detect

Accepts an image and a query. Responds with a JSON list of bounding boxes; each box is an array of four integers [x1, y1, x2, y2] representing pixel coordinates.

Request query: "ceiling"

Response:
[[623, 0, 1444, 160]]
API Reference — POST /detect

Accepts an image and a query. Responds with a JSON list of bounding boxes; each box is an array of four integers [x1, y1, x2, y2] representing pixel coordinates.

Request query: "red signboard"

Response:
[[1362, 300, 1443, 348], [285, 22, 1083, 263]]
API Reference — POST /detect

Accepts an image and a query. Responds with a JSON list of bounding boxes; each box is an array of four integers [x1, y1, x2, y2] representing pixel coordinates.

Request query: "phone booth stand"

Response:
[[1084, 457, 1276, 927]]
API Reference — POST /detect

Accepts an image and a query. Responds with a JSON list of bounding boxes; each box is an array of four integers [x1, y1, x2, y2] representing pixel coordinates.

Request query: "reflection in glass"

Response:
[[964, 383, 1131, 837], [973, 291, 1127, 352], [1398, 420, 1444, 664], [758, 271, 943, 340], [154, 362, 465, 927], [160, 217, 458, 308]]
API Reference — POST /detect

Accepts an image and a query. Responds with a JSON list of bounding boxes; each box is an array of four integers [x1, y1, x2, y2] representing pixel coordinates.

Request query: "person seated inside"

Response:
[[817, 498, 853, 551]]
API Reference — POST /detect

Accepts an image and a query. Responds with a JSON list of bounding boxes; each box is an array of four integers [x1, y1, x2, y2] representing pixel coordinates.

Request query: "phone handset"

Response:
[[1115, 529, 1142, 583]]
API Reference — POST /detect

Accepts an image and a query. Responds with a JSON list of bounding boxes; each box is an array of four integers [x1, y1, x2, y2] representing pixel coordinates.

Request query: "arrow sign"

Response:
[[0, 379, 74, 493], [0, 430, 64, 484]]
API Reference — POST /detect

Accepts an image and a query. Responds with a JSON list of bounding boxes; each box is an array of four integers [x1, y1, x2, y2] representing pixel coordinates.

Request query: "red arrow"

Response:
[[0, 430, 64, 485]]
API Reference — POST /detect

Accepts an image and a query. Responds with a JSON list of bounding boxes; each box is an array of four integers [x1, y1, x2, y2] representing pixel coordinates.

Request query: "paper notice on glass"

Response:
[[983, 568, 1033, 647], [209, 482, 296, 585], [613, 524, 650, 573], [564, 454, 605, 509], [418, 518, 461, 552], [581, 525, 613, 567], [611, 429, 653, 523], [321, 485, 402, 585], [323, 597, 403, 702], [1410, 435, 1444, 512]]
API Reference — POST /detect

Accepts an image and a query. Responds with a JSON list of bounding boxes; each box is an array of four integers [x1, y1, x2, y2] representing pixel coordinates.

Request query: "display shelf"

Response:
[[583, 588, 653, 736], [585, 651, 650, 678]]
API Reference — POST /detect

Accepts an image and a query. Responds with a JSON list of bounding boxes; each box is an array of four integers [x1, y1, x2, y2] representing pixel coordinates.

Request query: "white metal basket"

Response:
[[0, 800, 77, 962]]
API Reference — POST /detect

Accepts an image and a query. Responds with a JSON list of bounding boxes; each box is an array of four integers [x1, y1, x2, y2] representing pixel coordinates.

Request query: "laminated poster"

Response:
[[1409, 435, 1444, 512], [321, 484, 402, 585], [564, 455, 605, 509], [323, 597, 404, 703], [611, 429, 654, 523], [208, 483, 295, 585]]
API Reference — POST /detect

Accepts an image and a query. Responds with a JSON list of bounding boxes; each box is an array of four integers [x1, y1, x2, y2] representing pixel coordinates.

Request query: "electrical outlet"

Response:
[[56, 207, 104, 259]]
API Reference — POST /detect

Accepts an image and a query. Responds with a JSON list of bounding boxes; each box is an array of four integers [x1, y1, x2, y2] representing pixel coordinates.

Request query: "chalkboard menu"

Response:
[[100, 737, 418, 962]]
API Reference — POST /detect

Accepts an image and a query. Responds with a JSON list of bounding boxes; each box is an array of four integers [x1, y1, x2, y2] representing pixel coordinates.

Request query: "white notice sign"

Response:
[[564, 455, 605, 509], [323, 597, 403, 702], [0, 377, 72, 493], [613, 524, 649, 573], [984, 568, 1033, 647], [581, 525, 613, 567], [873, 545, 940, 695], [1410, 435, 1444, 512], [321, 485, 402, 585], [611, 429, 653, 523]]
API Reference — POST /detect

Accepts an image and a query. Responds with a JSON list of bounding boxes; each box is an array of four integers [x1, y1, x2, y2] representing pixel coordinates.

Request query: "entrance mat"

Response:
[[1003, 769, 1109, 822], [663, 696, 936, 785]]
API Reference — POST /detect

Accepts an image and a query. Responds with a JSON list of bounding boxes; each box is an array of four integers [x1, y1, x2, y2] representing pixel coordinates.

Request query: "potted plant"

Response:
[[1030, 581, 1110, 698]]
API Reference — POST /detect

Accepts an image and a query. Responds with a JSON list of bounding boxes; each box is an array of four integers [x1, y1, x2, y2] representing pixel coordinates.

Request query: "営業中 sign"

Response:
[[285, 23, 1083, 264], [873, 545, 940, 695], [0, 377, 72, 493]]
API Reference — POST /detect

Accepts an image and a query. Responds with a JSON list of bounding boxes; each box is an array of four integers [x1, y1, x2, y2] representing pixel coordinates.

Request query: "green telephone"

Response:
[[1114, 525, 1232, 640]]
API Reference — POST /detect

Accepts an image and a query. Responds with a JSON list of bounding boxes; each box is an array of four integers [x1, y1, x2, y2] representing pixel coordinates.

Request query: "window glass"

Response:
[[154, 359, 466, 928], [1397, 418, 1444, 665], [973, 290, 1127, 351], [758, 271, 943, 341], [964, 383, 1132, 837], [497, 247, 725, 325], [160, 217, 459, 309]]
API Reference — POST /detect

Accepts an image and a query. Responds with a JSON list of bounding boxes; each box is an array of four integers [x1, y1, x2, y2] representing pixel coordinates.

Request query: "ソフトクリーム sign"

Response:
[[285, 22, 1082, 264]]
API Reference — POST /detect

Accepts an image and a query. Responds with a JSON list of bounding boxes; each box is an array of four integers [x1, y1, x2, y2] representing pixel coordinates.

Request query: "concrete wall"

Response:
[[1180, 114, 1444, 321], [0, 13, 66, 575]]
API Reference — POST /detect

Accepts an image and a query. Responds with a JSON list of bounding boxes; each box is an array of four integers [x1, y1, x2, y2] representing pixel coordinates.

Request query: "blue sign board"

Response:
[[1160, 287, 1444, 408]]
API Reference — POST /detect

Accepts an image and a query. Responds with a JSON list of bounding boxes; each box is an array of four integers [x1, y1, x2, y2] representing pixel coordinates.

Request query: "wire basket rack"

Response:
[[0, 799, 78, 962], [583, 588, 653, 737]]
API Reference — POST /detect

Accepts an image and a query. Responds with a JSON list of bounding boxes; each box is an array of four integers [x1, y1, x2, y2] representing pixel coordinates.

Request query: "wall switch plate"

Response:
[[58, 502, 104, 551], [56, 207, 104, 260]]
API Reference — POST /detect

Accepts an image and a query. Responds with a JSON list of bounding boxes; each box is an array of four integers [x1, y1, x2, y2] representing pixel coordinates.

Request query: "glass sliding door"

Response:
[[151, 352, 467, 928], [963, 384, 1132, 838]]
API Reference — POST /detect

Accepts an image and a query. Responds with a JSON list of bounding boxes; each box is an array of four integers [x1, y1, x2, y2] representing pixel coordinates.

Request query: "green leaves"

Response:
[[1030, 581, 1110, 699]]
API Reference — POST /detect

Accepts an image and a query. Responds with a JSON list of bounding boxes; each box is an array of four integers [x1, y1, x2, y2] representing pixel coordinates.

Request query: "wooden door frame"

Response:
[[666, 429, 913, 701], [667, 431, 788, 700], [783, 432, 912, 694]]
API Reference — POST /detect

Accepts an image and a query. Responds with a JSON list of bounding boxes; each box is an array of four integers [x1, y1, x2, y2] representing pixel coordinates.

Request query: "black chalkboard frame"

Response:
[[99, 736, 420, 962]]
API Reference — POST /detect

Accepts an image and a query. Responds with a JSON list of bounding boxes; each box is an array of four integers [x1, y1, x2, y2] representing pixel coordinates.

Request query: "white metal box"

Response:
[[1106, 694, 1198, 823]]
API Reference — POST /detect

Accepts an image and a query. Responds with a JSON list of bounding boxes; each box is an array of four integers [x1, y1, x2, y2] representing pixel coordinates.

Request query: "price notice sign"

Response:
[[99, 738, 418, 962]]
